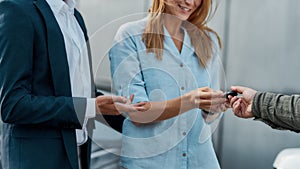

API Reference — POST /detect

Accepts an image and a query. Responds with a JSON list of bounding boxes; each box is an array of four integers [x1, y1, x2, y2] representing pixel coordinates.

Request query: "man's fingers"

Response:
[[232, 99, 241, 114], [96, 95, 126, 105], [112, 96, 127, 103], [229, 96, 239, 107], [240, 101, 247, 115], [230, 86, 248, 94], [98, 104, 120, 115]]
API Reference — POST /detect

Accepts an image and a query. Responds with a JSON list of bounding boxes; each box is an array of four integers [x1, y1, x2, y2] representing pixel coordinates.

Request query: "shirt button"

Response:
[[181, 87, 185, 90], [182, 153, 186, 157], [182, 132, 186, 136], [180, 63, 184, 67]]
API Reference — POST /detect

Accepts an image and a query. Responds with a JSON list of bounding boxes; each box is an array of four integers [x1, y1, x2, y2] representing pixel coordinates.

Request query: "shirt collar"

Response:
[[163, 26, 194, 57], [46, 0, 77, 15]]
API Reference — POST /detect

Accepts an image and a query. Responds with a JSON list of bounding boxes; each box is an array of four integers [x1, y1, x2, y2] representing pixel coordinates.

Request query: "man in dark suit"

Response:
[[0, 0, 142, 168]]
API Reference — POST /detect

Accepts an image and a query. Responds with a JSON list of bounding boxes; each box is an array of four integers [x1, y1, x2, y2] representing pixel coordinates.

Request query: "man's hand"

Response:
[[95, 95, 146, 115], [229, 86, 257, 118]]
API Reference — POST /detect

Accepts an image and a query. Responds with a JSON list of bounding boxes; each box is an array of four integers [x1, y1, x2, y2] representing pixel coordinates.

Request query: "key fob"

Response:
[[224, 91, 238, 99]]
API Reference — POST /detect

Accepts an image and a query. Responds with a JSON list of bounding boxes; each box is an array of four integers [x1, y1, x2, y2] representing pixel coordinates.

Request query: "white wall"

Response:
[[78, 0, 151, 91]]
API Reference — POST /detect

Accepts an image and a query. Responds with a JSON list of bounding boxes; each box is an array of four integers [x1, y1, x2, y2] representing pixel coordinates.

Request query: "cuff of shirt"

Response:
[[252, 92, 263, 118], [85, 98, 96, 119]]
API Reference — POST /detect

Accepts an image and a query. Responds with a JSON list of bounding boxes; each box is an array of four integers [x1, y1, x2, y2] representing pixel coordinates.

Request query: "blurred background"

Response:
[[1, 0, 300, 169], [76, 0, 300, 168]]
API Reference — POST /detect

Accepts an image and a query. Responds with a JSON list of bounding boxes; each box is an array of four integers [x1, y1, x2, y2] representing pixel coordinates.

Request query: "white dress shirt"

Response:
[[46, 0, 96, 146]]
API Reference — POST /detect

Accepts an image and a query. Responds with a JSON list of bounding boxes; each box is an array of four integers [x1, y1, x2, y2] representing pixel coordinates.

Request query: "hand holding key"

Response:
[[224, 91, 238, 100], [228, 86, 257, 118]]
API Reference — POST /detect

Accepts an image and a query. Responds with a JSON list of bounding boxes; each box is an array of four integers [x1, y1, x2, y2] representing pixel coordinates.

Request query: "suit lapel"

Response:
[[33, 1, 78, 169], [33, 0, 72, 97]]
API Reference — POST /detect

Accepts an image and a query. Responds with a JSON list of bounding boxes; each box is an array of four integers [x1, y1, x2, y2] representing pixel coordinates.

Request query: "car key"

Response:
[[224, 91, 238, 99]]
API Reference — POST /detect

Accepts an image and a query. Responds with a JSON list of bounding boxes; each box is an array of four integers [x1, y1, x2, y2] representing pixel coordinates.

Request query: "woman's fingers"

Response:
[[195, 97, 227, 106], [196, 91, 224, 100], [127, 94, 134, 104]]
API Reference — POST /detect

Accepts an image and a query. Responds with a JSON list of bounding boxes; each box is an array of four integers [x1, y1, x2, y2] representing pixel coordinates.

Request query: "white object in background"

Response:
[[273, 148, 300, 169]]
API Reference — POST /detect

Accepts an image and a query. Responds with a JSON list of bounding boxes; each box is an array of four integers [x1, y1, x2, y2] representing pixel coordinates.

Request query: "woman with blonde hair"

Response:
[[110, 0, 226, 168]]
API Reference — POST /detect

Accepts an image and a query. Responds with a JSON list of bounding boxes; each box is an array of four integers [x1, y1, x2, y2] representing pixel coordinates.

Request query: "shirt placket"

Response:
[[67, 10, 89, 98], [177, 55, 188, 169]]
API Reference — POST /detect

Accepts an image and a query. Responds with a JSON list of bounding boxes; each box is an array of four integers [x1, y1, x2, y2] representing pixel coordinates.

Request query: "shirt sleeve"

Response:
[[85, 98, 96, 119], [80, 98, 95, 129], [252, 92, 300, 132], [78, 98, 95, 130], [109, 26, 149, 104]]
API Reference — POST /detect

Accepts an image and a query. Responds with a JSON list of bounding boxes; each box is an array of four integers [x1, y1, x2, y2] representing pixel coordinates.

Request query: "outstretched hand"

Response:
[[228, 86, 257, 118], [96, 95, 146, 115], [191, 87, 228, 113]]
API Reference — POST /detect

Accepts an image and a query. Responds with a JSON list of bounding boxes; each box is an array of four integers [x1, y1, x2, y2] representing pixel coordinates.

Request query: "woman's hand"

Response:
[[188, 87, 228, 113], [95, 95, 146, 115]]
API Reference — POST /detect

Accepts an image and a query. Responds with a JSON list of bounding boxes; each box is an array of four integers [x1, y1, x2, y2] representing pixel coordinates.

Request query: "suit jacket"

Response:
[[0, 0, 95, 168]]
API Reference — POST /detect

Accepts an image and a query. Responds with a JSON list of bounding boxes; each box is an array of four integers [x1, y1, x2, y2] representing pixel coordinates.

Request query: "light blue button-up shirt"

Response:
[[110, 17, 222, 169]]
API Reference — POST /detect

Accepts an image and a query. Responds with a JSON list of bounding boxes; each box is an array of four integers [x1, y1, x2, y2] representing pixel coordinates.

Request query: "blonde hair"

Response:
[[142, 0, 222, 67]]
